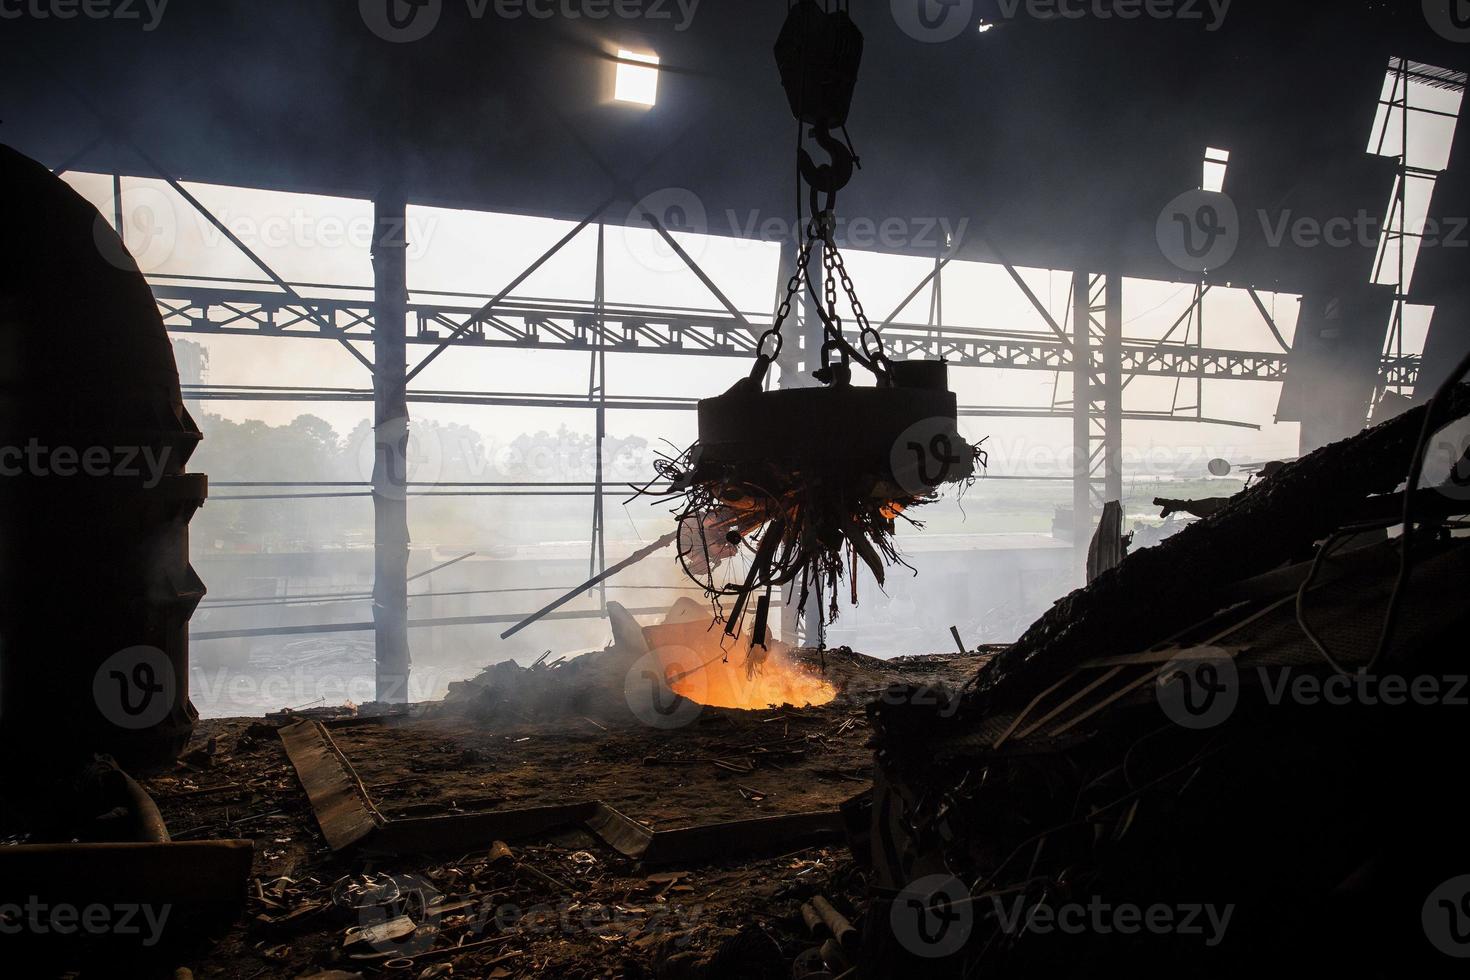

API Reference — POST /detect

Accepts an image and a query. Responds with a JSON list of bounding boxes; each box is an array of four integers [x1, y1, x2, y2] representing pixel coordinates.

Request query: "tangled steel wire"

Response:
[[640, 434, 987, 647]]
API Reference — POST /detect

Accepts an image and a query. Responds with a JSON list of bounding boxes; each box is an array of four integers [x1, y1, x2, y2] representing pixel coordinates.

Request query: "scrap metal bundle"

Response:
[[648, 369, 986, 642]]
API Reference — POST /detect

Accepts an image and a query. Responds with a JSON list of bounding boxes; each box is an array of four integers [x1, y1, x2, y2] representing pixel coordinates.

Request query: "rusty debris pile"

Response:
[[851, 386, 1470, 978]]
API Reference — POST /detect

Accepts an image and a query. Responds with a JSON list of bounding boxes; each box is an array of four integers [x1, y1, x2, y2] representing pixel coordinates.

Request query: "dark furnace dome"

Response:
[[0, 144, 208, 786]]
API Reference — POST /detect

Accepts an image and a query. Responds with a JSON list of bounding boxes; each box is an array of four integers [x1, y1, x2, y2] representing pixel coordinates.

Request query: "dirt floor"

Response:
[[139, 649, 986, 979]]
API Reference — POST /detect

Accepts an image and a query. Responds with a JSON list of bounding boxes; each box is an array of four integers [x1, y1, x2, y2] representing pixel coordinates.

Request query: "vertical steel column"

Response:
[[589, 224, 608, 609], [1102, 274, 1124, 505], [773, 236, 818, 388], [1387, 57, 1409, 392], [928, 252, 943, 327], [783, 236, 825, 387], [776, 237, 802, 644], [1074, 271, 1125, 564], [776, 235, 826, 643], [773, 236, 801, 341], [802, 240, 827, 645], [1194, 284, 1206, 421], [804, 240, 827, 380], [112, 173, 125, 238], [372, 192, 411, 704], [1071, 271, 1092, 563]]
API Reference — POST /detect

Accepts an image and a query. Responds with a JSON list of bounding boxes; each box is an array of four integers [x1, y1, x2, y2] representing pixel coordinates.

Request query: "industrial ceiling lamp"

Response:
[[648, 1, 985, 648]]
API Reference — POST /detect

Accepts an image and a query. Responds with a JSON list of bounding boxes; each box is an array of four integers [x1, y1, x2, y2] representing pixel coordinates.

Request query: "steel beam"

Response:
[[1072, 272, 1092, 562], [405, 196, 615, 383], [372, 193, 412, 704], [1006, 261, 1071, 343], [176, 385, 1259, 428], [151, 284, 1362, 384], [590, 224, 608, 608], [1247, 287, 1293, 353], [1102, 274, 1124, 505], [878, 256, 952, 331]]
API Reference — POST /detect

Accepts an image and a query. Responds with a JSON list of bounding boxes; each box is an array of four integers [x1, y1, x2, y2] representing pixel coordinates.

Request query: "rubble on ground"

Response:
[[135, 650, 982, 978]]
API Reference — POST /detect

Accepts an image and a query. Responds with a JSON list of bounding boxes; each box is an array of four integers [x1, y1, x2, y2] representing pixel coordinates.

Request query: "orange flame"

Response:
[[643, 618, 835, 711]]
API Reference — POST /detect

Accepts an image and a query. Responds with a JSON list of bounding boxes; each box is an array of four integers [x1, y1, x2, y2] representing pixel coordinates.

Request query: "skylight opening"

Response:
[[614, 50, 660, 107], [1202, 146, 1231, 193], [1367, 59, 1465, 301]]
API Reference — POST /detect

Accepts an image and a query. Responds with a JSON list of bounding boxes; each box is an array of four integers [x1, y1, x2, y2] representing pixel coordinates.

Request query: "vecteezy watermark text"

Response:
[[991, 895, 1234, 946], [1258, 210, 1469, 250], [355, 874, 705, 956], [1158, 653, 1470, 730], [1258, 670, 1470, 709], [0, 898, 172, 947], [994, 0, 1231, 29], [360, 0, 699, 43], [0, 0, 168, 30], [891, 0, 1230, 43], [0, 441, 172, 488], [626, 187, 969, 273], [1158, 190, 1469, 273]]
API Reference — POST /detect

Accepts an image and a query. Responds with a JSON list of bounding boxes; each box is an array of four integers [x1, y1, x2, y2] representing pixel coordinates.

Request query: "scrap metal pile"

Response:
[[853, 382, 1470, 978]]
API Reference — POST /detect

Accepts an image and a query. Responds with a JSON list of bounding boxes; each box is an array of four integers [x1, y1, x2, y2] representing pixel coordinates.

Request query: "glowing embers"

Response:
[[643, 606, 835, 710]]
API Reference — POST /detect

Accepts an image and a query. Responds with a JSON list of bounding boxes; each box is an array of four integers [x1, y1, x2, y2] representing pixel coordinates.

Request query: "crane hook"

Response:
[[799, 125, 857, 224]]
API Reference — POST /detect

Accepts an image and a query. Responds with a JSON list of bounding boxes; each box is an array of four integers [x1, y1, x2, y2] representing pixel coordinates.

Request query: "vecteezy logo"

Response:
[[623, 188, 709, 275], [890, 418, 968, 496], [1425, 0, 1470, 42], [93, 183, 178, 275], [1423, 875, 1470, 958], [1422, 417, 1470, 502], [351, 873, 443, 955], [1157, 189, 1239, 273], [890, 874, 974, 958], [354, 418, 445, 501], [891, 0, 975, 43], [1156, 647, 1239, 730], [93, 647, 175, 731], [624, 647, 705, 729], [360, 0, 442, 43]]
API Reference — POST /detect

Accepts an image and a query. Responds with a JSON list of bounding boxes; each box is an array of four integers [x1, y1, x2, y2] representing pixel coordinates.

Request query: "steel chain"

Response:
[[827, 241, 890, 368], [756, 237, 814, 362], [754, 230, 890, 374]]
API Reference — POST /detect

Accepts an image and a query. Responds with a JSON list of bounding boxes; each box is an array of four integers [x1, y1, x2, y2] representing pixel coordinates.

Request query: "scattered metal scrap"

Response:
[[1085, 499, 1129, 583], [279, 719, 845, 867]]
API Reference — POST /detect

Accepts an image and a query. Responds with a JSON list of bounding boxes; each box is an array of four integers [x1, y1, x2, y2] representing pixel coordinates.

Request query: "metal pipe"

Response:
[[499, 531, 679, 639]]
